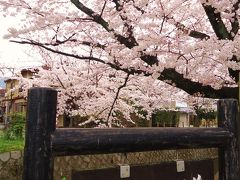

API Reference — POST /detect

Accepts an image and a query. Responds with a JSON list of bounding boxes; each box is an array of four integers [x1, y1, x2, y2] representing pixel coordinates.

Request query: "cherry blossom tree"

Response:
[[0, 0, 239, 126], [17, 58, 182, 127]]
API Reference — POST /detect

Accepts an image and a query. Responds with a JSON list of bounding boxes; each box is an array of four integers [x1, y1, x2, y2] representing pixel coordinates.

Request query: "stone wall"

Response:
[[54, 148, 218, 180], [0, 151, 23, 180], [0, 149, 218, 180]]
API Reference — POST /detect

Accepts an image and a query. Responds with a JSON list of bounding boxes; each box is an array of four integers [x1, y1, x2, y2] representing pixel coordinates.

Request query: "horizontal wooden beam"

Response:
[[52, 127, 232, 156]]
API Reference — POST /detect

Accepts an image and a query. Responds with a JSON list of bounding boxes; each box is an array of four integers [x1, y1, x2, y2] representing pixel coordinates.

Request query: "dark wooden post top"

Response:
[[218, 99, 240, 180], [23, 87, 57, 180]]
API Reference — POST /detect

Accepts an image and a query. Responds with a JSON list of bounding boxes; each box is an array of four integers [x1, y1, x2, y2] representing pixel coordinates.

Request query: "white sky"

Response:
[[0, 16, 42, 71]]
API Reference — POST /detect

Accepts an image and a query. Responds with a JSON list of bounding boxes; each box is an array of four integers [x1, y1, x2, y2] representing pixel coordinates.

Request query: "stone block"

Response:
[[11, 151, 21, 160], [0, 152, 10, 162]]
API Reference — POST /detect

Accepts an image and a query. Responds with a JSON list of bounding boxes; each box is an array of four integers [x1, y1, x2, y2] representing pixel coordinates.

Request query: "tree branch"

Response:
[[71, 0, 110, 31], [159, 68, 238, 99], [107, 73, 130, 127], [230, 1, 240, 37], [10, 39, 132, 72], [202, 2, 240, 82], [202, 3, 231, 39], [228, 55, 240, 82], [11, 39, 238, 99], [165, 16, 210, 40], [99, 1, 107, 17], [71, 0, 138, 48]]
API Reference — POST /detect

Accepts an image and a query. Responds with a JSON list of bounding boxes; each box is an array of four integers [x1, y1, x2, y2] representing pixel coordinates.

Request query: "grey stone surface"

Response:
[[0, 148, 218, 180], [11, 151, 21, 160], [0, 152, 10, 162], [0, 151, 23, 180], [53, 148, 218, 180]]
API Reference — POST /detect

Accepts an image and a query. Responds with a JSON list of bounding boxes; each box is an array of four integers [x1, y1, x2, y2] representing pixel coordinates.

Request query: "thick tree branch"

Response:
[[159, 68, 238, 99], [202, 3, 240, 82], [71, 0, 138, 48], [113, 0, 138, 46], [112, 0, 122, 11], [228, 55, 240, 82], [11, 39, 238, 99], [71, 0, 110, 31], [166, 16, 210, 40], [188, 30, 210, 40], [202, 3, 231, 39]]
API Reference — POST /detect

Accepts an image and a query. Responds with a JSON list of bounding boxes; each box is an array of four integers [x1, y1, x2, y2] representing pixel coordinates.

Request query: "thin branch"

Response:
[[159, 16, 166, 34], [66, 17, 94, 22], [10, 39, 238, 99], [107, 73, 130, 127], [100, 1, 107, 17], [49, 33, 77, 46], [55, 74, 66, 89], [10, 39, 140, 74], [10, 39, 107, 63]]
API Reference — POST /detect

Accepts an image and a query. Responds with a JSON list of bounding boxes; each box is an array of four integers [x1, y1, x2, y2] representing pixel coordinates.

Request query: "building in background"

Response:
[[152, 101, 195, 128], [3, 69, 37, 123]]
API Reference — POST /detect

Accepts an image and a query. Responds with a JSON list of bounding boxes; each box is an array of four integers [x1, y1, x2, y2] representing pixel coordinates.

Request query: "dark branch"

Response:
[[107, 73, 130, 127], [140, 53, 158, 66], [50, 33, 77, 46], [159, 68, 238, 99], [10, 39, 109, 64], [166, 16, 210, 40], [230, 1, 240, 37], [202, 3, 240, 82], [11, 39, 238, 99], [228, 55, 240, 82], [70, 0, 110, 32], [188, 30, 210, 40], [202, 3, 231, 39], [112, 0, 122, 11], [10, 39, 138, 74], [99, 1, 107, 17], [71, 0, 138, 48], [80, 41, 106, 49]]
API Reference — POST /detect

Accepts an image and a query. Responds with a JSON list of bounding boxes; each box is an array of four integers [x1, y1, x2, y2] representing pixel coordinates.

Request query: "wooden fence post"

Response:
[[218, 99, 240, 180], [23, 88, 57, 180]]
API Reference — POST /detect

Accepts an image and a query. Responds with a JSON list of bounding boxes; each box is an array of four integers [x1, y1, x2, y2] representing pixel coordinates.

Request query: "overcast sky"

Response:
[[0, 16, 42, 69]]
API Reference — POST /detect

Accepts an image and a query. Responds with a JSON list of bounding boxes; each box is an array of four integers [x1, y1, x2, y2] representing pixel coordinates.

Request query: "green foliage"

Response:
[[190, 116, 202, 127], [61, 176, 67, 180], [152, 110, 180, 127], [4, 113, 26, 140], [131, 107, 149, 127], [195, 108, 216, 120], [0, 130, 24, 153]]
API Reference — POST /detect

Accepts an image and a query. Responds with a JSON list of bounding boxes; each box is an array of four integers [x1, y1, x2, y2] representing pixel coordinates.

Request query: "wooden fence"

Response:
[[22, 88, 240, 180]]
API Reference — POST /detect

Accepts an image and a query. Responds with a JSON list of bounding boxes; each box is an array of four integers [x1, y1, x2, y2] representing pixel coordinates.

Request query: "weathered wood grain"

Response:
[[218, 99, 240, 180], [52, 127, 232, 156], [23, 88, 57, 180]]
